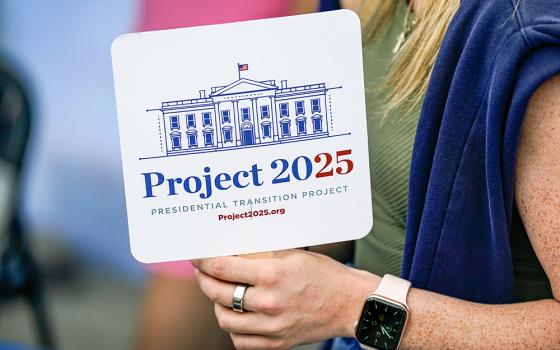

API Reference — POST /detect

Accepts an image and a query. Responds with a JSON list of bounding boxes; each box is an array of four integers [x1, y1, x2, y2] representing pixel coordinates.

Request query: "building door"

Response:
[[203, 131, 214, 146], [296, 117, 306, 135], [171, 134, 181, 149], [312, 116, 323, 133], [280, 119, 291, 137], [241, 123, 255, 146], [187, 132, 197, 148]]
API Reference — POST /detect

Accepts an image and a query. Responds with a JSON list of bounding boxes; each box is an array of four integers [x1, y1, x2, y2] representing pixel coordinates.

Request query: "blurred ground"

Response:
[[0, 236, 141, 350], [0, 273, 140, 350], [0, 236, 319, 350]]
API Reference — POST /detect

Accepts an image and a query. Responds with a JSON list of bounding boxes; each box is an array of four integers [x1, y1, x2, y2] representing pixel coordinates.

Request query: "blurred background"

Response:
[[0, 1, 321, 349]]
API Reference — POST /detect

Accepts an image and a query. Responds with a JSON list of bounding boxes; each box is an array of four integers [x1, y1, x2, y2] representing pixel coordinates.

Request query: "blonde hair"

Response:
[[360, 0, 460, 114]]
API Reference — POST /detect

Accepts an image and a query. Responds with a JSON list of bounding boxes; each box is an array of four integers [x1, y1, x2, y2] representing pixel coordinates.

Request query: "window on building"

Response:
[[241, 107, 250, 121], [312, 115, 323, 133], [260, 105, 270, 118], [296, 117, 306, 135], [222, 127, 233, 143], [261, 122, 272, 138], [222, 110, 231, 123], [279, 103, 289, 117], [170, 115, 180, 130], [202, 112, 212, 126], [296, 101, 305, 115], [280, 119, 291, 137], [187, 114, 196, 128], [187, 130, 198, 148], [203, 129, 214, 146], [170, 132, 181, 149], [311, 99, 321, 113]]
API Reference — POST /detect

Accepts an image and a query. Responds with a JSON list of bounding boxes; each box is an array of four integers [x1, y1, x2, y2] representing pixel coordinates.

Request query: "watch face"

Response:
[[356, 297, 407, 350]]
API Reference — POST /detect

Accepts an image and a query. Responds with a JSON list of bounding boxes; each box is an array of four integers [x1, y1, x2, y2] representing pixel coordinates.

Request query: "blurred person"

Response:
[[1, 0, 142, 279], [0, 58, 55, 350], [133, 1, 319, 349]]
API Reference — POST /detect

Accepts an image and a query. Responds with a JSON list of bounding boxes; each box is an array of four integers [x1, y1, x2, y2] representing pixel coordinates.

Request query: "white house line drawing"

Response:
[[145, 71, 343, 159]]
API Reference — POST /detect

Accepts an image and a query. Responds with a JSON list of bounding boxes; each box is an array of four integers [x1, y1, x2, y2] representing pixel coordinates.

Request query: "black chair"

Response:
[[0, 60, 56, 349]]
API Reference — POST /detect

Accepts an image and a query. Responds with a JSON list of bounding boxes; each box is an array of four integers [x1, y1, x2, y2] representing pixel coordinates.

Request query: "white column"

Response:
[[214, 102, 222, 148], [270, 96, 279, 141], [251, 98, 260, 143], [322, 94, 328, 134], [232, 100, 240, 146]]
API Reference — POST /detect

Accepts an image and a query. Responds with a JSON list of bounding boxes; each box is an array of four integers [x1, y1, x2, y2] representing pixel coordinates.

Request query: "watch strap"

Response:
[[373, 274, 411, 306]]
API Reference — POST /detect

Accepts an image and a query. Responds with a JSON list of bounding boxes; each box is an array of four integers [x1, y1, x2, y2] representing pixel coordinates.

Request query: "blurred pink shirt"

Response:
[[138, 0, 292, 30], [139, 0, 293, 279]]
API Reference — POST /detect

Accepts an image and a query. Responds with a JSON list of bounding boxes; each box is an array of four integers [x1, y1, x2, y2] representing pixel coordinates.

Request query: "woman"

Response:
[[194, 0, 560, 349]]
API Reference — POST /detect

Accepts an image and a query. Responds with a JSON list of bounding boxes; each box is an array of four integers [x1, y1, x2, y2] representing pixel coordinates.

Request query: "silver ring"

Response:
[[232, 284, 248, 313]]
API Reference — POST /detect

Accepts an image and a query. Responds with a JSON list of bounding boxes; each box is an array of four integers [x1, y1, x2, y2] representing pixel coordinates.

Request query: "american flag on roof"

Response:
[[238, 63, 249, 71]]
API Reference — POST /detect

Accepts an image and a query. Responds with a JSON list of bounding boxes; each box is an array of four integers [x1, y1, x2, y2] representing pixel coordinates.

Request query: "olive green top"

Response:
[[355, 4, 552, 302]]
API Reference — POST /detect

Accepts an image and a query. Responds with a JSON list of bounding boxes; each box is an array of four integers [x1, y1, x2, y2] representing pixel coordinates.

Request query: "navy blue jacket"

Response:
[[402, 0, 560, 304], [320, 0, 560, 304]]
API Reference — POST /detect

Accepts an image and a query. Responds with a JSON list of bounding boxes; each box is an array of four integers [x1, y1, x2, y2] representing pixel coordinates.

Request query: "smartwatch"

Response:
[[355, 274, 411, 350]]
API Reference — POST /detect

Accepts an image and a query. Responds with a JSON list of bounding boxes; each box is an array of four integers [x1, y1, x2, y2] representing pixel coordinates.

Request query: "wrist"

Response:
[[338, 267, 381, 337]]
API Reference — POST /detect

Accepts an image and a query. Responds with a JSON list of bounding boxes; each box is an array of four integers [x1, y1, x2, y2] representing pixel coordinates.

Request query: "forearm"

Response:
[[402, 288, 560, 349], [342, 269, 560, 349]]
